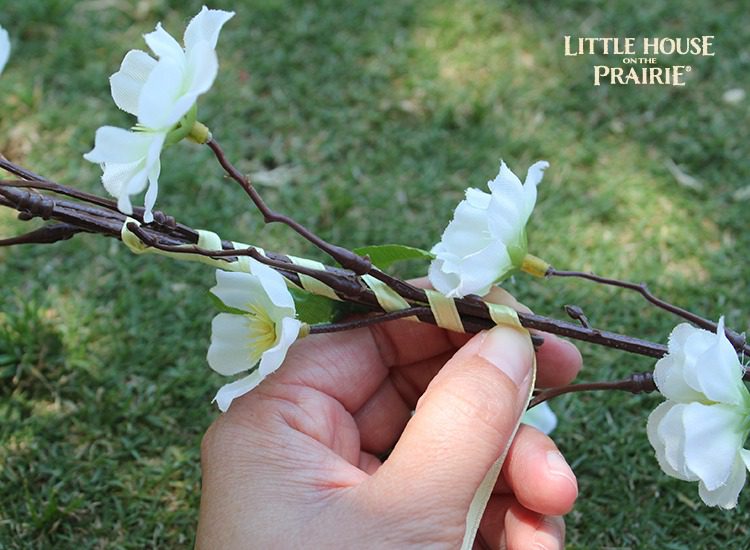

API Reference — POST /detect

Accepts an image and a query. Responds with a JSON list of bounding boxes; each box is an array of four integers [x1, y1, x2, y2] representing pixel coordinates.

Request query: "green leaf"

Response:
[[208, 292, 246, 316], [289, 287, 338, 324], [209, 287, 356, 326], [353, 244, 435, 270]]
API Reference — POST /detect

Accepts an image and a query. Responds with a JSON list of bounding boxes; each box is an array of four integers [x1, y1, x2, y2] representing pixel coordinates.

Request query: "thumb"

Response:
[[372, 325, 533, 508]]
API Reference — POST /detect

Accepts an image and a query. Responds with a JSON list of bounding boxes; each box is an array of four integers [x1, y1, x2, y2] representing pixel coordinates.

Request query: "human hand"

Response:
[[196, 286, 582, 549]]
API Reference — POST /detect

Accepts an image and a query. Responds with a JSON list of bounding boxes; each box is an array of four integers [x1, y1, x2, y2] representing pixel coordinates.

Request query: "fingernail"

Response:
[[533, 516, 565, 550], [546, 451, 578, 495], [478, 326, 532, 389]]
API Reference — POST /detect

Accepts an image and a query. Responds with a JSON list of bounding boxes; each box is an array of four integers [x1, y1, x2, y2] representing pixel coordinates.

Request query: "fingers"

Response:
[[477, 495, 514, 549], [353, 330, 579, 455], [498, 425, 578, 516], [478, 496, 566, 550], [534, 334, 582, 387], [484, 286, 582, 388], [353, 376, 412, 453], [506, 505, 565, 550], [272, 274, 578, 421], [271, 319, 459, 415], [372, 325, 534, 507]]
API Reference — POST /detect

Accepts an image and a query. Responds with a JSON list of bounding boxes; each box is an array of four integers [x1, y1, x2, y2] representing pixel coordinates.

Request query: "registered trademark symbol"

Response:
[[686, 66, 692, 72]]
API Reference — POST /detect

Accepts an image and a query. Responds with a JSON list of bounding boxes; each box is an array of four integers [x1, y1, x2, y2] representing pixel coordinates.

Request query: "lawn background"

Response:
[[1, 0, 749, 547]]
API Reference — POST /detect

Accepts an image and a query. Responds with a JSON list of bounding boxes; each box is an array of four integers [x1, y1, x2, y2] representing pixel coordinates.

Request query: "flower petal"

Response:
[[521, 161, 548, 219], [428, 160, 543, 298], [183, 6, 235, 52], [207, 313, 260, 375], [0, 26, 10, 76], [653, 351, 705, 403], [142, 131, 166, 217], [138, 58, 186, 129], [684, 318, 747, 406], [698, 454, 747, 509], [109, 49, 157, 116], [213, 370, 263, 412], [682, 402, 746, 491], [465, 187, 492, 209], [647, 401, 695, 480], [249, 258, 296, 312], [488, 160, 523, 193], [184, 39, 219, 99], [439, 199, 493, 256], [142, 166, 159, 224], [486, 161, 525, 233], [144, 22, 184, 63], [211, 269, 265, 311], [430, 244, 511, 298], [741, 448, 750, 472], [101, 160, 147, 214], [258, 316, 302, 377], [83, 126, 152, 164], [522, 402, 557, 435], [666, 322, 697, 354], [427, 256, 461, 297], [212, 270, 261, 311]]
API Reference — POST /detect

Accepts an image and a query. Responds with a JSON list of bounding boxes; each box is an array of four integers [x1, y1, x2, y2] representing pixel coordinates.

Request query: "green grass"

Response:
[[1, 0, 749, 547]]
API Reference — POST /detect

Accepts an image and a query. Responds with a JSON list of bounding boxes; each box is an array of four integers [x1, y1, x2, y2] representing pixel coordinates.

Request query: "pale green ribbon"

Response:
[[361, 274, 411, 312], [289, 256, 342, 301], [426, 289, 465, 333], [487, 302, 522, 329], [460, 302, 532, 549], [121, 218, 232, 270], [461, 346, 536, 550], [120, 221, 344, 298]]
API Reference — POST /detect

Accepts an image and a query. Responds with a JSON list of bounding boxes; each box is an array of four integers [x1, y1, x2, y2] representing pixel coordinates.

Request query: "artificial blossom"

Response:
[[428, 160, 549, 298], [0, 25, 10, 76], [647, 318, 750, 508], [522, 402, 558, 435], [109, 5, 234, 129], [207, 261, 304, 412], [84, 6, 234, 223], [83, 126, 167, 221]]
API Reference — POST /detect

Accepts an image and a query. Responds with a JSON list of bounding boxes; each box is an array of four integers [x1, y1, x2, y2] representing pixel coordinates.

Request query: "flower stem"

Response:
[[547, 267, 749, 355], [528, 371, 657, 408], [521, 254, 550, 277], [309, 307, 432, 334], [205, 138, 372, 276]]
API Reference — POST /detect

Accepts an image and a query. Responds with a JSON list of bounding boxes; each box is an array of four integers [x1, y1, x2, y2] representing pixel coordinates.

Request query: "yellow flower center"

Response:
[[245, 303, 277, 364]]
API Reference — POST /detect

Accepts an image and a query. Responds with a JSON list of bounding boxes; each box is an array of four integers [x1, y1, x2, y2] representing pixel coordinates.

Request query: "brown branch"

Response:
[[124, 225, 667, 358], [126, 223, 368, 300], [529, 371, 657, 408], [547, 267, 749, 355], [206, 138, 372, 275], [0, 223, 83, 246], [26, 174, 750, 375], [0, 177, 672, 361], [309, 307, 433, 333]]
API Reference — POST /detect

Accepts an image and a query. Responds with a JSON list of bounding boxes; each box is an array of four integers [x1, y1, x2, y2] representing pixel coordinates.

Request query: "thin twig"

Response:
[[126, 223, 367, 299], [564, 304, 590, 328], [309, 307, 432, 333], [0, 223, 82, 246], [529, 371, 657, 408], [548, 267, 749, 354], [206, 138, 372, 275]]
